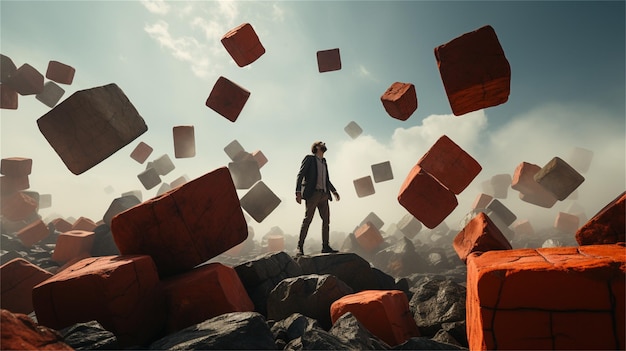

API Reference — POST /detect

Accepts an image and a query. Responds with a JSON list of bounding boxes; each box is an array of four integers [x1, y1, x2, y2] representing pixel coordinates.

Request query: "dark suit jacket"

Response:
[[295, 155, 337, 200]]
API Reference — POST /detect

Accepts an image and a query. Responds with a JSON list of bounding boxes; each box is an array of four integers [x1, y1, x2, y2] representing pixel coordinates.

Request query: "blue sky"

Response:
[[1, 1, 624, 241]]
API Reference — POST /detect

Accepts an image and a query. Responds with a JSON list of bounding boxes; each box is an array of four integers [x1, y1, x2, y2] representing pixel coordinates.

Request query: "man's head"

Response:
[[311, 141, 327, 154]]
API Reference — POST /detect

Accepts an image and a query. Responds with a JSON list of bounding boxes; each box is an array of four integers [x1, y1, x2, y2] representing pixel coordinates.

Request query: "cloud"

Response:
[[143, 20, 213, 78], [140, 0, 170, 15]]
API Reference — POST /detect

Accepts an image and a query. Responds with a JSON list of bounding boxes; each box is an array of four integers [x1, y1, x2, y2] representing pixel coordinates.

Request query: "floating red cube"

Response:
[[205, 76, 250, 122]]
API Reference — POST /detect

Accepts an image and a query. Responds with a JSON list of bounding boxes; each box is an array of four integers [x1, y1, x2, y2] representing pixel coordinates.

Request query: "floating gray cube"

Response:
[[224, 139, 246, 161], [240, 181, 281, 223], [371, 161, 393, 183], [103, 194, 141, 226], [156, 182, 171, 196], [138, 167, 161, 190], [121, 190, 142, 202], [397, 213, 422, 239], [151, 154, 175, 176], [36, 81, 65, 108], [344, 121, 362, 139], [490, 173, 511, 199], [360, 212, 384, 230], [353, 176, 375, 198], [534, 157, 585, 201], [39, 194, 52, 209], [486, 199, 517, 227], [229, 160, 261, 190]]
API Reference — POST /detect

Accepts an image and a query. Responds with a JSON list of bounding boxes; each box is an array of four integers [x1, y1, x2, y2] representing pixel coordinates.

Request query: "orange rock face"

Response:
[[466, 244, 626, 350], [1, 157, 32, 176], [435, 25, 511, 116], [111, 167, 248, 277], [417, 135, 482, 194], [397, 164, 458, 229], [331, 290, 420, 346], [1, 309, 72, 350], [1, 258, 53, 314], [576, 191, 625, 245], [380, 82, 417, 121], [16, 219, 49, 248], [161, 262, 254, 333], [221, 23, 265, 67], [354, 222, 384, 252], [0, 191, 38, 222], [453, 212, 512, 263], [32, 255, 166, 347], [51, 230, 95, 264]]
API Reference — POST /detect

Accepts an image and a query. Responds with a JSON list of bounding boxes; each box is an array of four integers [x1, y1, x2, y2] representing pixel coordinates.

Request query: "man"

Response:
[[295, 141, 340, 256]]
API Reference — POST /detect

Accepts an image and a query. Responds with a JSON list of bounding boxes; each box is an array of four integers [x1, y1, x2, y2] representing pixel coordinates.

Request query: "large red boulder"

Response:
[[453, 212, 512, 263], [1, 309, 72, 350], [111, 167, 248, 277], [576, 191, 625, 245], [1, 258, 53, 314]]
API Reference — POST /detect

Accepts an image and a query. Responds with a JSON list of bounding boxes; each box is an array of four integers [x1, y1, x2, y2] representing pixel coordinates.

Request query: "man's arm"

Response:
[[295, 156, 311, 204]]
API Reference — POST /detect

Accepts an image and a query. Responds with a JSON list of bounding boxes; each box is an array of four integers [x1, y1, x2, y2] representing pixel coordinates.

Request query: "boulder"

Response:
[[149, 311, 276, 350], [575, 191, 625, 245], [330, 312, 391, 350], [1, 258, 53, 314], [0, 309, 72, 350], [60, 320, 119, 350], [234, 251, 303, 316], [296, 252, 382, 292], [409, 276, 466, 337], [453, 212, 512, 263], [271, 313, 322, 349], [267, 274, 354, 330], [372, 236, 430, 277]]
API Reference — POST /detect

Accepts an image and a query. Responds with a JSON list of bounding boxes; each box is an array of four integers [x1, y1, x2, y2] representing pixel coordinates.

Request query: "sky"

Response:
[[1, 0, 624, 243]]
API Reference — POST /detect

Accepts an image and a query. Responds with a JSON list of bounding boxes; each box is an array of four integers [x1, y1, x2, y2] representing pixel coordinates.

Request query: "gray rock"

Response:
[[432, 329, 463, 347], [235, 251, 303, 316], [60, 320, 120, 350], [149, 311, 276, 350], [372, 236, 429, 278], [267, 274, 353, 330], [284, 328, 351, 350], [271, 313, 321, 348], [329, 312, 390, 350], [409, 276, 466, 337], [296, 252, 382, 292], [392, 337, 466, 350], [91, 224, 120, 257]]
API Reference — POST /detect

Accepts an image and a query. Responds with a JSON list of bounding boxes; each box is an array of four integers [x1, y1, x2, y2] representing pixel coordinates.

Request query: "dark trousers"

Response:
[[298, 190, 330, 248]]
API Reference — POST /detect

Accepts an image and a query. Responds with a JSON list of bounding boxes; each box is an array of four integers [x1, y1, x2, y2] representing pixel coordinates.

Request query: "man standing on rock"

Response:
[[295, 141, 340, 256]]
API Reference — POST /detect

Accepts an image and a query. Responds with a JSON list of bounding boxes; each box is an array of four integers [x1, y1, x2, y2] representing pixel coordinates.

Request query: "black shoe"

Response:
[[296, 247, 304, 257], [321, 245, 338, 254]]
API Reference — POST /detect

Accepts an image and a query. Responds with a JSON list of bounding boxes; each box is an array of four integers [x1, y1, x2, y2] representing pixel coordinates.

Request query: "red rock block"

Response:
[[37, 83, 148, 175], [417, 135, 481, 194], [51, 230, 95, 264], [205, 76, 250, 122], [576, 192, 625, 245], [0, 191, 38, 222], [1, 54, 17, 82], [317, 48, 341, 73], [534, 156, 585, 201], [0, 309, 73, 350], [0, 175, 29, 196], [32, 255, 166, 346], [1, 157, 32, 176], [554, 212, 580, 234], [466, 244, 626, 350], [5, 63, 44, 95], [380, 82, 417, 121], [471, 193, 493, 210], [16, 219, 49, 248], [266, 234, 285, 252], [111, 167, 248, 277], [45, 60, 75, 85], [330, 290, 420, 346], [1, 258, 53, 314], [353, 176, 375, 197], [221, 22, 265, 67], [511, 162, 557, 208], [71, 216, 97, 231], [162, 262, 254, 333], [239, 180, 282, 223], [0, 83, 18, 109], [453, 212, 512, 263], [173, 125, 195, 158], [512, 219, 535, 236], [49, 217, 72, 233], [251, 150, 267, 168], [354, 222, 384, 252], [55, 252, 91, 274], [130, 141, 153, 164], [434, 25, 510, 116], [397, 164, 458, 229]]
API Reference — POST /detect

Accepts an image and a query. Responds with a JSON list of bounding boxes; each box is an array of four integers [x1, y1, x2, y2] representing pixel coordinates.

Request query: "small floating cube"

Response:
[[206, 76, 250, 122], [353, 176, 375, 198], [221, 23, 265, 67], [317, 48, 341, 73], [173, 126, 195, 158], [380, 82, 417, 121], [45, 61, 75, 85]]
